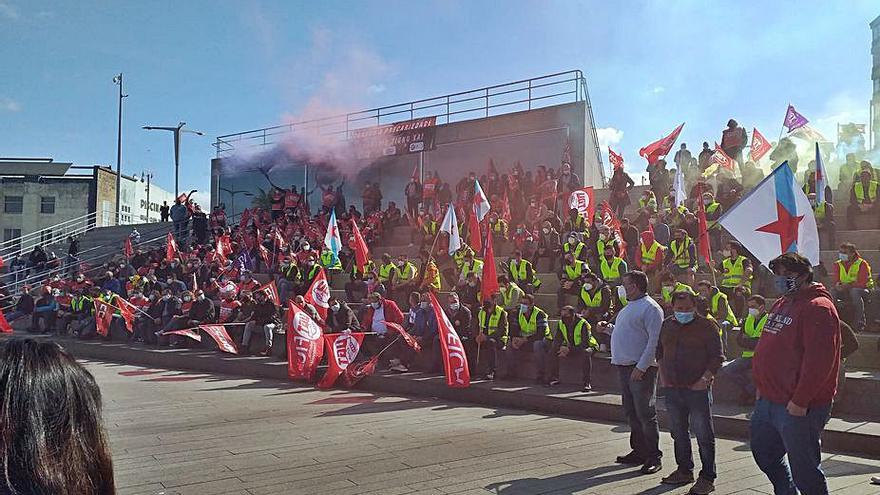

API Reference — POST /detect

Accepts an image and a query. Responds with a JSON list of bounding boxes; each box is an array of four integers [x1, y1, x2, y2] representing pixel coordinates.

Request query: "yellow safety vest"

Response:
[[580, 287, 603, 308], [491, 219, 509, 237], [478, 305, 508, 343], [742, 313, 767, 358], [600, 257, 623, 282], [640, 242, 661, 265], [705, 202, 721, 229], [556, 318, 597, 349], [517, 307, 549, 339], [661, 282, 694, 304], [563, 261, 586, 281], [563, 242, 585, 260], [854, 181, 879, 203], [721, 256, 751, 288], [461, 259, 484, 279], [500, 283, 524, 307], [710, 291, 738, 326], [454, 247, 473, 268], [509, 259, 540, 288], [378, 263, 397, 283], [836, 258, 875, 288], [670, 238, 693, 268], [397, 262, 418, 282]]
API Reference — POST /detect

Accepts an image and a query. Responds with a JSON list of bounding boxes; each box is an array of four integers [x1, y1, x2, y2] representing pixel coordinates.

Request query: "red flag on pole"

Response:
[[712, 143, 737, 171], [258, 244, 272, 269], [481, 230, 499, 302], [467, 206, 482, 252], [166, 328, 201, 341], [696, 188, 712, 264], [124, 237, 133, 258], [428, 292, 470, 388], [165, 232, 178, 261], [608, 148, 624, 170], [750, 127, 772, 162], [286, 301, 325, 382], [118, 298, 136, 333], [0, 306, 13, 333], [239, 208, 251, 228], [317, 332, 366, 389], [304, 268, 330, 320], [93, 299, 113, 337], [639, 123, 685, 165], [341, 355, 379, 387], [568, 186, 595, 223], [350, 218, 370, 272], [384, 321, 421, 352], [199, 325, 239, 354], [257, 281, 280, 306], [411, 163, 420, 181]]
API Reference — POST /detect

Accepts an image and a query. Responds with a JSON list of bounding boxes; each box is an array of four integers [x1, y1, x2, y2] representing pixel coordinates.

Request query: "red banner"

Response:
[[0, 306, 12, 333], [568, 186, 595, 223], [350, 218, 371, 272], [124, 237, 133, 258], [750, 127, 771, 162], [166, 232, 178, 261], [317, 332, 366, 389], [199, 325, 239, 354], [639, 123, 684, 165], [608, 148, 624, 170], [341, 355, 379, 387], [118, 298, 136, 333], [166, 328, 202, 342], [287, 301, 325, 382], [481, 230, 499, 303], [384, 321, 421, 353], [428, 292, 470, 388], [712, 142, 736, 170], [304, 268, 330, 320], [93, 299, 113, 337], [258, 281, 280, 306]]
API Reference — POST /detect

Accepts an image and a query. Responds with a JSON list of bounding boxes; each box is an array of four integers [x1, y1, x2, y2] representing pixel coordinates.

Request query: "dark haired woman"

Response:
[[0, 338, 115, 494]]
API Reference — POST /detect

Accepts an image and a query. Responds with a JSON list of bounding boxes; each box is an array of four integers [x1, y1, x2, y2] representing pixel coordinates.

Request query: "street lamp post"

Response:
[[141, 170, 153, 223], [219, 187, 252, 217], [112, 73, 128, 225], [142, 122, 203, 197]]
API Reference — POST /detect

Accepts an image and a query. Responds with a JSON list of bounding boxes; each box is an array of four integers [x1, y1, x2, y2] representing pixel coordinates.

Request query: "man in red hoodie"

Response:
[[360, 291, 406, 371], [750, 253, 840, 495]]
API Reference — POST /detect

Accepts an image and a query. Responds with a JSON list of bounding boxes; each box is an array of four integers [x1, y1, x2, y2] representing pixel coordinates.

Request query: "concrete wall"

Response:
[[94, 167, 118, 227], [211, 101, 603, 218], [0, 178, 92, 247]]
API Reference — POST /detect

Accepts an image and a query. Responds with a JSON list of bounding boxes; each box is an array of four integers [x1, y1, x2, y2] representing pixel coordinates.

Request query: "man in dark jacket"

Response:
[[326, 296, 359, 333], [4, 286, 35, 323], [241, 289, 279, 356], [750, 253, 840, 495]]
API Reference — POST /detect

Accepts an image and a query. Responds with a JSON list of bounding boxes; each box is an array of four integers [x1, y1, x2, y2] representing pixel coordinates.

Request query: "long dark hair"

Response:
[[0, 339, 115, 494]]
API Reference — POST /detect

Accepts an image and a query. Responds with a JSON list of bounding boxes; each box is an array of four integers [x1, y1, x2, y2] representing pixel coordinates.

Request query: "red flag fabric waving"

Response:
[[124, 237, 133, 258], [411, 163, 420, 181], [568, 187, 595, 223], [341, 355, 379, 387], [93, 299, 114, 337], [199, 324, 239, 354], [0, 255, 4, 270], [304, 268, 330, 320], [608, 148, 624, 170], [239, 208, 251, 228], [350, 218, 370, 272], [165, 328, 202, 342], [0, 306, 13, 334], [712, 143, 737, 171], [639, 123, 684, 165], [286, 301, 325, 382], [696, 187, 712, 264], [258, 244, 272, 269], [384, 321, 422, 352], [467, 206, 482, 253], [428, 292, 470, 388], [317, 332, 366, 389], [258, 281, 281, 306], [165, 232, 178, 261], [481, 230, 499, 302], [118, 298, 136, 333], [750, 127, 771, 162]]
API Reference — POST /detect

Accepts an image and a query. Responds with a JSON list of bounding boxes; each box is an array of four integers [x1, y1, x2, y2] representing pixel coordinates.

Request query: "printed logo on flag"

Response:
[[293, 311, 322, 341], [333, 333, 361, 370], [311, 278, 330, 309]]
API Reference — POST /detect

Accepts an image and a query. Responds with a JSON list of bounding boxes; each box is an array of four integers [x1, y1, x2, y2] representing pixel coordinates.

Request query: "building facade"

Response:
[[871, 15, 880, 150]]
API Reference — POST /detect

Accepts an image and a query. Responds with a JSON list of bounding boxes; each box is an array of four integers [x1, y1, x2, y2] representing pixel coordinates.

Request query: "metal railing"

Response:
[[0, 211, 100, 262], [214, 70, 590, 156]]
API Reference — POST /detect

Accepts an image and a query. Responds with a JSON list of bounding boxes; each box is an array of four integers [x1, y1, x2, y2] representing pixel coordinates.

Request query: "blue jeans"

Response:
[[720, 357, 754, 396], [617, 365, 661, 461], [833, 287, 869, 328], [663, 388, 716, 481], [750, 398, 831, 495]]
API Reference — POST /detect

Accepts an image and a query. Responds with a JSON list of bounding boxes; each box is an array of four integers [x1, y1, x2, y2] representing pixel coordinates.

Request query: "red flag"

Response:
[[317, 332, 366, 389], [696, 186, 712, 264], [199, 324, 239, 354], [118, 298, 136, 333], [165, 232, 178, 261], [0, 306, 12, 334], [384, 321, 421, 353], [350, 218, 370, 272], [341, 355, 379, 387], [304, 268, 330, 319], [608, 147, 624, 170], [165, 328, 202, 342], [272, 229, 287, 251], [712, 143, 736, 171], [599, 201, 626, 257], [639, 123, 685, 165], [481, 230, 499, 302], [467, 206, 482, 253], [568, 186, 595, 223], [286, 301, 325, 382], [239, 208, 251, 228], [0, 255, 4, 270], [258, 244, 272, 269], [124, 237, 133, 258], [428, 292, 470, 388], [176, 193, 188, 204], [500, 189, 512, 223], [411, 163, 420, 181], [218, 234, 233, 256], [93, 299, 113, 337], [257, 281, 280, 306], [750, 127, 771, 162]]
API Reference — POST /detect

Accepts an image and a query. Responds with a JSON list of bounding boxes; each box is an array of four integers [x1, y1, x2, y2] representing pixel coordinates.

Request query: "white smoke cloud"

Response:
[[596, 126, 624, 153], [0, 97, 20, 112]]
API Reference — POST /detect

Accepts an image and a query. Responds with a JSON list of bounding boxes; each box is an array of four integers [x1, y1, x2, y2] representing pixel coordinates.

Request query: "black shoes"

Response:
[[615, 451, 645, 465], [640, 458, 662, 475]]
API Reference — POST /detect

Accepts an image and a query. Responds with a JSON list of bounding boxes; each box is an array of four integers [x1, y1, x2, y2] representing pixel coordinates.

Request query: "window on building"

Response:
[[2, 229, 22, 252], [40, 196, 56, 214], [40, 229, 53, 246], [4, 196, 23, 214]]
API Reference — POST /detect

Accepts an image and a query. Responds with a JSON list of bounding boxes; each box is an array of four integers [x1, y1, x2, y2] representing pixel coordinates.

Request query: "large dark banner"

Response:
[[349, 117, 436, 160]]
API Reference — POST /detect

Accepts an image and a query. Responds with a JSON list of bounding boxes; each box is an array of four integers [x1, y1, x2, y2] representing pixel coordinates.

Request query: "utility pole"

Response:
[[143, 122, 203, 198], [141, 170, 153, 223], [113, 73, 127, 225]]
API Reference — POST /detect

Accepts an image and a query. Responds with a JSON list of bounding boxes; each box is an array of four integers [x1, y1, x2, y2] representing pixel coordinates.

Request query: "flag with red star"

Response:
[[718, 161, 819, 267]]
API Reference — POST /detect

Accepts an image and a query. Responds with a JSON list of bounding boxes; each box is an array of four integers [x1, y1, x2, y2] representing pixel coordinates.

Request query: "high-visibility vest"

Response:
[[422, 219, 438, 235], [640, 242, 662, 265], [491, 219, 509, 238], [721, 256, 751, 288], [397, 262, 418, 282], [71, 296, 92, 314], [661, 282, 694, 304], [454, 247, 473, 268], [321, 251, 341, 270], [670, 238, 693, 268], [854, 181, 879, 203], [705, 202, 721, 229], [563, 261, 586, 281], [710, 291, 738, 326], [563, 242, 585, 260], [639, 195, 657, 211], [571, 214, 587, 231], [478, 305, 508, 343], [742, 313, 767, 358], [518, 307, 549, 338], [378, 262, 397, 283], [555, 318, 597, 349], [461, 259, 484, 279], [600, 257, 624, 283], [351, 260, 374, 278], [305, 265, 321, 281], [500, 283, 524, 308], [580, 287, 603, 308], [814, 202, 827, 220], [509, 259, 541, 288], [836, 258, 875, 288]]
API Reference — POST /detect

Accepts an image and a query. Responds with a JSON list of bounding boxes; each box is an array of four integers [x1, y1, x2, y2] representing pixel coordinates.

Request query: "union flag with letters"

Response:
[[428, 292, 470, 388], [286, 301, 324, 382], [316, 331, 366, 389]]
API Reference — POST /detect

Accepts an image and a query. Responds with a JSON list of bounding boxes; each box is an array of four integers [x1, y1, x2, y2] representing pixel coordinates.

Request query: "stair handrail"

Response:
[[0, 211, 100, 261]]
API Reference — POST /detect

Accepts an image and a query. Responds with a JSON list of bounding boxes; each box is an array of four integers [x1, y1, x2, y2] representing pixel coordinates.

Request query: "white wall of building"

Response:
[[119, 175, 174, 225]]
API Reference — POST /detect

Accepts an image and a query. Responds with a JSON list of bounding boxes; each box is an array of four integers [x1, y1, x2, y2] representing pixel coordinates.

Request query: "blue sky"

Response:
[[1, 0, 878, 200]]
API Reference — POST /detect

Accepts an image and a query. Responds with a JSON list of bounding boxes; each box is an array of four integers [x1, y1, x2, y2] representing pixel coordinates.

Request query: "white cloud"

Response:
[[649, 86, 665, 95], [809, 91, 868, 143], [0, 2, 18, 19], [368, 84, 386, 94], [596, 126, 624, 153], [0, 97, 20, 112]]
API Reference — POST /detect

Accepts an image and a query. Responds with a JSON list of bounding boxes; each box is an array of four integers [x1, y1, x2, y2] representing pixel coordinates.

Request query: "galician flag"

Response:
[[814, 143, 827, 205], [439, 204, 461, 255], [473, 178, 491, 221], [718, 161, 819, 267], [673, 165, 687, 207], [323, 209, 341, 266]]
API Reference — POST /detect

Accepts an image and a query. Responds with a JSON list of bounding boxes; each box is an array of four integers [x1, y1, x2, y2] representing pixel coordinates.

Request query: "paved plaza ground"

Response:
[[90, 361, 880, 495]]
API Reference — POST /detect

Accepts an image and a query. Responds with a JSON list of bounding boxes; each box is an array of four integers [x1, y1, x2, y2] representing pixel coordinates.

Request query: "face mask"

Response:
[[568, 238, 576, 244], [516, 229, 524, 234], [519, 304, 529, 313], [197, 295, 205, 301], [838, 253, 849, 262], [721, 250, 731, 258], [183, 296, 192, 302], [77, 276, 84, 282], [599, 234, 607, 240], [674, 311, 695, 324], [330, 303, 341, 312], [542, 228, 550, 234], [167, 279, 174, 285], [397, 261, 405, 267], [449, 303, 460, 310], [748, 307, 760, 317], [419, 302, 430, 309], [774, 274, 802, 294], [583, 283, 593, 291], [149, 294, 157, 300], [648, 218, 656, 225], [371, 301, 381, 309], [663, 285, 674, 292], [468, 281, 477, 287], [617, 285, 627, 300], [163, 295, 171, 301]]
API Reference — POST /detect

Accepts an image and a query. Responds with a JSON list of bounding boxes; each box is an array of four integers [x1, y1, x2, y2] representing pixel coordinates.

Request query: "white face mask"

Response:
[[183, 296, 192, 302], [721, 249, 731, 258], [330, 303, 341, 312], [449, 302, 460, 310], [197, 294, 205, 301], [583, 283, 593, 291], [617, 285, 627, 300], [748, 307, 760, 317]]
